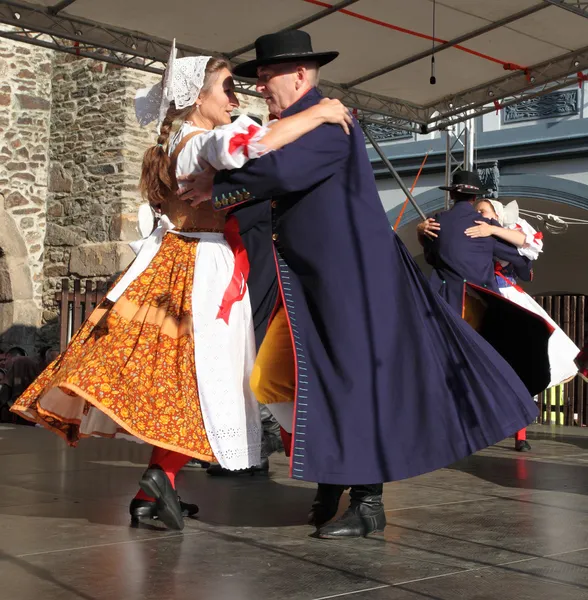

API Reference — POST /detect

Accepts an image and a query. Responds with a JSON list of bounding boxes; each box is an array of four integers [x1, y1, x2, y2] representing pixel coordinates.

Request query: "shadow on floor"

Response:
[[448, 452, 588, 496]]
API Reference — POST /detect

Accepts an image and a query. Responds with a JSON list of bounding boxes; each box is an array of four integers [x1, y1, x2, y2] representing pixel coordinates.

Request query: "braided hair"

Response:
[[138, 57, 230, 208]]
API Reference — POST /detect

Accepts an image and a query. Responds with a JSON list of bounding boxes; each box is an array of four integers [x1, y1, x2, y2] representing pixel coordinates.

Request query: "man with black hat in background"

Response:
[[417, 169, 534, 312], [179, 31, 539, 540], [417, 169, 554, 433]]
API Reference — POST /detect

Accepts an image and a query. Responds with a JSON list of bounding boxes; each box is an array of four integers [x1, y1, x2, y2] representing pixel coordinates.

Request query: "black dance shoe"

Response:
[[139, 466, 184, 530], [515, 440, 532, 452], [129, 497, 199, 524]]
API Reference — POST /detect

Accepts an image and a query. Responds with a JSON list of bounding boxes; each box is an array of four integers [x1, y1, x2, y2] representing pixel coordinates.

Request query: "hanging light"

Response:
[[430, 0, 437, 85]]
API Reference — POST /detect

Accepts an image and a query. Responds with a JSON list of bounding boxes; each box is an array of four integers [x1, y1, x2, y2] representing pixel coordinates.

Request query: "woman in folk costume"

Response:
[[467, 199, 580, 449], [10, 44, 352, 531]]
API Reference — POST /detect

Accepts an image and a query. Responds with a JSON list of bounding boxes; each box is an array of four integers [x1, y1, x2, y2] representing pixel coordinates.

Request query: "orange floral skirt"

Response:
[[11, 234, 215, 462]]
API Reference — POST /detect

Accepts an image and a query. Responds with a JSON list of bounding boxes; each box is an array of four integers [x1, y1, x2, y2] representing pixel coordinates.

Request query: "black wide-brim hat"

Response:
[[439, 169, 490, 195], [233, 30, 339, 79]]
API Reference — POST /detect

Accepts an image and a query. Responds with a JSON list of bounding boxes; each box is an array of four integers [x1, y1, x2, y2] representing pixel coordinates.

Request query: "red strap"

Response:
[[495, 266, 525, 293], [280, 427, 292, 458], [228, 125, 260, 158], [216, 215, 250, 324]]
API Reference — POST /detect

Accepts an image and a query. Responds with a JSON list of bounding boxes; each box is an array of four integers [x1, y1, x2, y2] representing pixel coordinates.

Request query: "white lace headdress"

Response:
[[489, 199, 519, 228], [134, 39, 212, 131]]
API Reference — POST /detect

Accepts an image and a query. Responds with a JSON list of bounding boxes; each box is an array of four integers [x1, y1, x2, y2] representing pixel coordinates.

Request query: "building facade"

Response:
[[371, 85, 588, 299]]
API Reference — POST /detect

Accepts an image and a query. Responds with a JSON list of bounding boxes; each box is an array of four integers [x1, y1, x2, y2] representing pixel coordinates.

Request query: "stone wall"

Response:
[[41, 57, 157, 338], [0, 37, 53, 352]]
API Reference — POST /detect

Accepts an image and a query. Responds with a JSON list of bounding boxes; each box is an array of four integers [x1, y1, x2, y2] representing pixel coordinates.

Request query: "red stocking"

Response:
[[157, 451, 192, 489], [135, 445, 172, 501], [149, 446, 169, 466], [515, 428, 526, 441]]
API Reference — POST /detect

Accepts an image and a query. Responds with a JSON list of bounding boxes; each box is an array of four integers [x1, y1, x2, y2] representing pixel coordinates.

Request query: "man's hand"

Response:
[[416, 218, 440, 240], [464, 220, 495, 238], [176, 163, 216, 207]]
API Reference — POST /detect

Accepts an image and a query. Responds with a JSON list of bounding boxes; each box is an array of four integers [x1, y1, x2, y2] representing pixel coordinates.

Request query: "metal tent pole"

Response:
[[444, 131, 452, 210], [363, 126, 427, 221]]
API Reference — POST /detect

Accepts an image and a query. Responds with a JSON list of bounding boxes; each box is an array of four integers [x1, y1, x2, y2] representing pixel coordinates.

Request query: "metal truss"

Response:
[[0, 0, 215, 72], [443, 116, 475, 210], [1, 0, 587, 134], [427, 45, 588, 131], [544, 0, 588, 19]]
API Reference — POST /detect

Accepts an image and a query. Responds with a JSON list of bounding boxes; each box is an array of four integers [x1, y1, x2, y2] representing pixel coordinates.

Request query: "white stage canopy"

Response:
[[1, 0, 588, 132]]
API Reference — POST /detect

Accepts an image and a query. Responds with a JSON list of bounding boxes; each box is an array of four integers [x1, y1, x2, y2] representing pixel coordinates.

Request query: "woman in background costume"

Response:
[[468, 199, 580, 449]]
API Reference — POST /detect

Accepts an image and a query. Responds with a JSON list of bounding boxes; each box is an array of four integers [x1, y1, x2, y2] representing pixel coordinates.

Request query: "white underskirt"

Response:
[[498, 286, 580, 387]]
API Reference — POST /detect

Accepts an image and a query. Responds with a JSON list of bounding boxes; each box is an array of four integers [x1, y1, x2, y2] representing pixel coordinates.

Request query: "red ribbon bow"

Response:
[[216, 215, 250, 324], [228, 125, 260, 159]]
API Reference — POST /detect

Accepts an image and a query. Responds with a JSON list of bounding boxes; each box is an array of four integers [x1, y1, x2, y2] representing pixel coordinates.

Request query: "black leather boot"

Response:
[[308, 483, 347, 527], [317, 484, 386, 538]]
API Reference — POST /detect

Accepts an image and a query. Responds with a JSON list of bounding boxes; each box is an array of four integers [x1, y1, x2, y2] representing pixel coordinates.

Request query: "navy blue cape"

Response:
[[212, 88, 538, 485]]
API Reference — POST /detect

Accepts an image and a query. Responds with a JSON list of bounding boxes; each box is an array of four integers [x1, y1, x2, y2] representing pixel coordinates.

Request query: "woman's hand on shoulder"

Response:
[[464, 220, 495, 238], [317, 98, 354, 135]]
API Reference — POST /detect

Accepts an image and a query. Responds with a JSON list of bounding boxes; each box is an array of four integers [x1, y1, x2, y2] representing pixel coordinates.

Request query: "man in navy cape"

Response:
[[417, 171, 552, 400], [185, 30, 538, 539]]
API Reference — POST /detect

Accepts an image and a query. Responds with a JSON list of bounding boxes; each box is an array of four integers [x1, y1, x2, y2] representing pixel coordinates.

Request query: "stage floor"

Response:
[[0, 424, 587, 600]]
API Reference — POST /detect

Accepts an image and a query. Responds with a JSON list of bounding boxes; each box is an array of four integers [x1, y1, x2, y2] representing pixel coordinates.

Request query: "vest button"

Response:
[[271, 201, 277, 209], [272, 233, 279, 242]]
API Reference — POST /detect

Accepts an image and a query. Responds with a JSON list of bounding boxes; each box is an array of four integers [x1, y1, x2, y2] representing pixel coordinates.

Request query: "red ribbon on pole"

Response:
[[216, 216, 250, 324], [393, 151, 430, 231]]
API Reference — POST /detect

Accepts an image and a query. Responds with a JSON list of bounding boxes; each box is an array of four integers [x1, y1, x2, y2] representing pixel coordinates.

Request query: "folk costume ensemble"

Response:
[[423, 176, 554, 398], [211, 85, 539, 487], [11, 82, 269, 472]]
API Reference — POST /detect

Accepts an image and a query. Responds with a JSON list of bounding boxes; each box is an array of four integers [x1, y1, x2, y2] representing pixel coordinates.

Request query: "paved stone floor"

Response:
[[1, 424, 588, 599]]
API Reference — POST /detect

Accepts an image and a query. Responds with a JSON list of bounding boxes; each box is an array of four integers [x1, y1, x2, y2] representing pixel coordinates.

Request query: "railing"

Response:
[[533, 295, 586, 426], [55, 279, 109, 351]]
